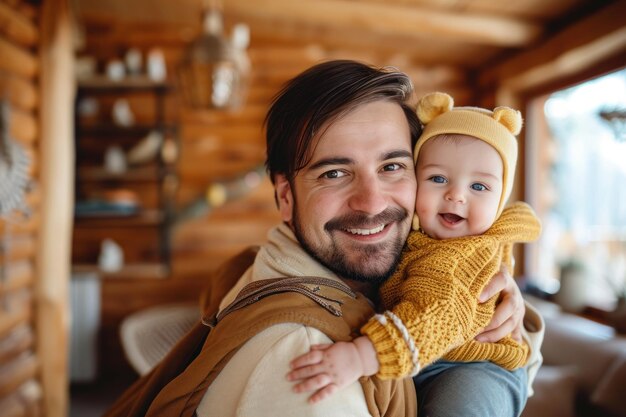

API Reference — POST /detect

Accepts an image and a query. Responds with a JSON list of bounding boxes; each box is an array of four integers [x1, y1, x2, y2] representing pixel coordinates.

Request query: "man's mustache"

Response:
[[325, 207, 408, 232]]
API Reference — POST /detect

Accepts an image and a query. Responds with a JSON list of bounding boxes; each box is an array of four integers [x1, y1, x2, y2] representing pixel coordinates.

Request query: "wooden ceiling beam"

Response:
[[245, 20, 500, 67], [480, 1, 626, 93], [352, 0, 590, 21], [78, 15, 499, 68], [224, 0, 542, 47]]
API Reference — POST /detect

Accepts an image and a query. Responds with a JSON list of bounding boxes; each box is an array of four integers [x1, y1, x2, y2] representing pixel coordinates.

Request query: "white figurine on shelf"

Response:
[[98, 238, 124, 273], [126, 130, 163, 165], [104, 145, 127, 175], [106, 59, 126, 81], [125, 48, 143, 76], [112, 99, 135, 127], [147, 48, 167, 82]]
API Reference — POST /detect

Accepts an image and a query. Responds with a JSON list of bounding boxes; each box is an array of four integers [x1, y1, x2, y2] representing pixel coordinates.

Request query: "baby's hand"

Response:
[[286, 337, 378, 403]]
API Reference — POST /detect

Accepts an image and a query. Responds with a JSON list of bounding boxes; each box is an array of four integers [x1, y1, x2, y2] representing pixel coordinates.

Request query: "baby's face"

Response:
[[415, 135, 503, 239]]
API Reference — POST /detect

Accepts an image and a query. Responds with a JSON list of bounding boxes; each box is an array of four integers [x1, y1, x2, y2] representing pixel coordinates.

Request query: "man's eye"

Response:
[[382, 163, 402, 172], [429, 175, 446, 184], [471, 183, 488, 191], [320, 170, 345, 179]]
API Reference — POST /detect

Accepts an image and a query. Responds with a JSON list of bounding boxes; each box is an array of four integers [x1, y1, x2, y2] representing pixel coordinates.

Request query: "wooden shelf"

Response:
[[77, 76, 172, 93], [78, 166, 163, 182], [74, 209, 165, 227], [73, 76, 176, 273], [77, 124, 176, 137], [72, 263, 170, 279]]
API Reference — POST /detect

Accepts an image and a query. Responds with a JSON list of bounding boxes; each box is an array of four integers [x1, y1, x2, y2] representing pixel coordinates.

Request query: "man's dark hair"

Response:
[[265, 60, 421, 183]]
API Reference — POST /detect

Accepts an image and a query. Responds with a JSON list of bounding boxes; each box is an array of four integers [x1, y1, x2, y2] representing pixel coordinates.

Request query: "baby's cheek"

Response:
[[415, 203, 429, 218]]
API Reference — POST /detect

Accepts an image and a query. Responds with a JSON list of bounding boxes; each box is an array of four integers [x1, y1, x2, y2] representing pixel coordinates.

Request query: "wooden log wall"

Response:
[[0, 1, 43, 416]]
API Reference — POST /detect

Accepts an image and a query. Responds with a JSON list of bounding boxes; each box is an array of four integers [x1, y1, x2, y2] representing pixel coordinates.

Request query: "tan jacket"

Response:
[[104, 249, 416, 417]]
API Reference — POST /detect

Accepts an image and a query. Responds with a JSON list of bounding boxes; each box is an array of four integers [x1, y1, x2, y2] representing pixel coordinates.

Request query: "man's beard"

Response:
[[292, 205, 409, 286]]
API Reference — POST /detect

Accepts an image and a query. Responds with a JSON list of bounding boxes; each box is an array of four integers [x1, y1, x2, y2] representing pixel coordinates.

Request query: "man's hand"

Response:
[[476, 266, 525, 343], [287, 337, 378, 403]]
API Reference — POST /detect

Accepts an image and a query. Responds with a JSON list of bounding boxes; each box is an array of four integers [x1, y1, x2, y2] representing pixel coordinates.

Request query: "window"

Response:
[[525, 68, 626, 310]]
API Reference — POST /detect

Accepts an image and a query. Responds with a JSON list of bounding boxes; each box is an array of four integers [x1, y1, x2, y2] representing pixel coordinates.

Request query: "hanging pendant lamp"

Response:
[[177, 4, 250, 109]]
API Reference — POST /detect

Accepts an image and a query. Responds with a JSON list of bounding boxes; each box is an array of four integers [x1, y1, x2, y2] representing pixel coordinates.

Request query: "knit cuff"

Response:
[[361, 313, 420, 379], [444, 337, 529, 370]]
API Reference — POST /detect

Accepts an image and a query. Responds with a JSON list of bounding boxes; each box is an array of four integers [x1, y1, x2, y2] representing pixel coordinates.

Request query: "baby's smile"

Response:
[[439, 213, 464, 224]]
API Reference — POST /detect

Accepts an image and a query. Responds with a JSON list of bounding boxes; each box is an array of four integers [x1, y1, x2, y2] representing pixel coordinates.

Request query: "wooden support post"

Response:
[[37, 0, 74, 416]]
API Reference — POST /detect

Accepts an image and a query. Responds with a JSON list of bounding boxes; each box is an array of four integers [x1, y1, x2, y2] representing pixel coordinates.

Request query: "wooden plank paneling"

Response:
[[0, 381, 42, 417], [0, 289, 32, 339], [0, 37, 38, 79], [0, 2, 38, 47], [0, 352, 39, 398], [0, 261, 34, 296], [0, 72, 38, 111], [0, 326, 34, 365], [3, 235, 36, 263], [180, 105, 270, 124], [180, 124, 263, 142], [0, 213, 40, 236], [0, 2, 41, 415]]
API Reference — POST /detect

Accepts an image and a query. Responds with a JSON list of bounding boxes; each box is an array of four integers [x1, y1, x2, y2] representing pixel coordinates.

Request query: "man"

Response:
[[105, 60, 543, 417]]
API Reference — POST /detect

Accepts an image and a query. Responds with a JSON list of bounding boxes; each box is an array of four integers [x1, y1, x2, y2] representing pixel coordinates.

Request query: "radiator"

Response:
[[69, 272, 101, 382]]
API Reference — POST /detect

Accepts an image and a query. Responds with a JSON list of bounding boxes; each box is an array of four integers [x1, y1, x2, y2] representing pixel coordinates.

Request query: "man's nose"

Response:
[[445, 186, 466, 204], [348, 177, 388, 214]]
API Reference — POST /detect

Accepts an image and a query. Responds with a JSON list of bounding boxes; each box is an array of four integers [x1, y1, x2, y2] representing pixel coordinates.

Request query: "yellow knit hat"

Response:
[[412, 92, 522, 230]]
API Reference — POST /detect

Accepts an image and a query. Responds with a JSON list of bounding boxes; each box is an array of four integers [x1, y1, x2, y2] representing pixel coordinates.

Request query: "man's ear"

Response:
[[274, 174, 294, 223]]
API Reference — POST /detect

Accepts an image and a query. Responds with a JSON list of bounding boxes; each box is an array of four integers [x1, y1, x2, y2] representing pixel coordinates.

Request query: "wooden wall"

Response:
[[0, 1, 43, 416]]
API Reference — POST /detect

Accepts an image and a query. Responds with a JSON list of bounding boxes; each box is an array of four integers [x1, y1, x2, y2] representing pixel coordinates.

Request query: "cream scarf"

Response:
[[219, 223, 342, 310]]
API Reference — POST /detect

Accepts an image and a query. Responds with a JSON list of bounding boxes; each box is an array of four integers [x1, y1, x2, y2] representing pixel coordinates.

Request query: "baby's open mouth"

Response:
[[440, 213, 464, 224]]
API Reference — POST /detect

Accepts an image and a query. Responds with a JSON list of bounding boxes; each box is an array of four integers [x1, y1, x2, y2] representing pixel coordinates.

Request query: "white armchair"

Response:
[[120, 303, 200, 375]]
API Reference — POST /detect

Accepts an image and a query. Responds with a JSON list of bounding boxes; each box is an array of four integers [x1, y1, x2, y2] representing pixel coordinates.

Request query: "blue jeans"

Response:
[[413, 361, 528, 417]]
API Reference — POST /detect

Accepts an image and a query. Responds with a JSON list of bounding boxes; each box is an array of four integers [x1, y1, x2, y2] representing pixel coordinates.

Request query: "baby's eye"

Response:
[[429, 175, 446, 184], [320, 170, 346, 179], [471, 183, 488, 191]]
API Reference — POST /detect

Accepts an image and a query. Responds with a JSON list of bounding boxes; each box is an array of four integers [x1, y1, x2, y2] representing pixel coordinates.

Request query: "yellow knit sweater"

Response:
[[361, 202, 541, 379]]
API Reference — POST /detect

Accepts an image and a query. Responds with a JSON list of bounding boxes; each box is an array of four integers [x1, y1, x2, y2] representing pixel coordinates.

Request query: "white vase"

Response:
[[554, 262, 588, 313]]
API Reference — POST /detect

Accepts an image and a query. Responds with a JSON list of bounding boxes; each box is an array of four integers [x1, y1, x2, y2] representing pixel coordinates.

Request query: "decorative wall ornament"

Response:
[[175, 165, 264, 224], [0, 100, 31, 219], [0, 99, 32, 312]]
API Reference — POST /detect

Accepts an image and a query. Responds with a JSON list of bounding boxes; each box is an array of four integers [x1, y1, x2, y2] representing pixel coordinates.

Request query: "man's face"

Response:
[[416, 135, 503, 239], [275, 100, 416, 285]]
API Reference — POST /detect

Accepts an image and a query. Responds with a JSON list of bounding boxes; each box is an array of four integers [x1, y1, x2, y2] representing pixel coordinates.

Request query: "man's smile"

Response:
[[344, 224, 386, 236]]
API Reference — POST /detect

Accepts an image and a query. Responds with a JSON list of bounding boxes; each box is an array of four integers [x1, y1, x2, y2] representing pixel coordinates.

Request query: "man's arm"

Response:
[[196, 323, 371, 417]]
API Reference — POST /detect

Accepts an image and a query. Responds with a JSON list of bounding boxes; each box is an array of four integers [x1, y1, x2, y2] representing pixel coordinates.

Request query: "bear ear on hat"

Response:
[[493, 106, 523, 136], [417, 92, 453, 124], [412, 213, 420, 231]]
